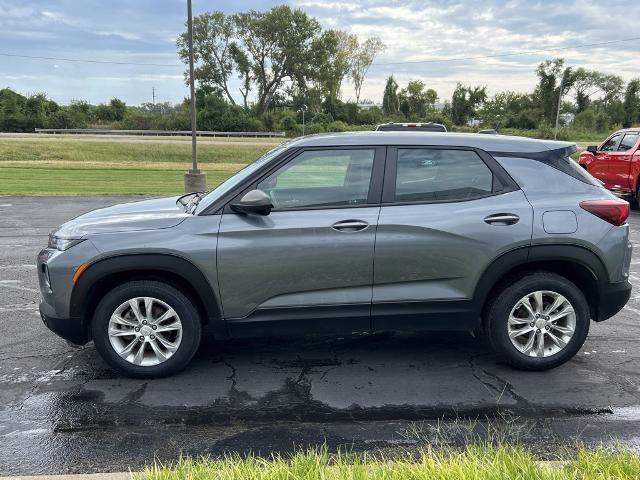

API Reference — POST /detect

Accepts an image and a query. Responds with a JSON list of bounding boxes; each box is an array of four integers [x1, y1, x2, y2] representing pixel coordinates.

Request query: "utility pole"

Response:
[[554, 71, 566, 140], [152, 86, 155, 107], [183, 0, 207, 193], [298, 105, 307, 136]]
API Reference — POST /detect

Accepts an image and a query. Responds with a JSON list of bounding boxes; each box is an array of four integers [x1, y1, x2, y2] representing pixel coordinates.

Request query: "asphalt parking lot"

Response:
[[1, 196, 640, 475]]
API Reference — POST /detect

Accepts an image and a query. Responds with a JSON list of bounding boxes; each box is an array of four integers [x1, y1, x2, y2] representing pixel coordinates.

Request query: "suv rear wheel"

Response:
[[91, 280, 202, 378], [485, 272, 590, 370]]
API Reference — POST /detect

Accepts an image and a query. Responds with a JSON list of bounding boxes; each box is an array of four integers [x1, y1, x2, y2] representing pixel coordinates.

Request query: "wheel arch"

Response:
[[70, 253, 226, 341], [474, 244, 608, 324]]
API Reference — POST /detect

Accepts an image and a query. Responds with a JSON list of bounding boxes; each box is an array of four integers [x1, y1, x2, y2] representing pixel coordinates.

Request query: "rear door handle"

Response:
[[484, 213, 520, 225], [331, 220, 369, 232]]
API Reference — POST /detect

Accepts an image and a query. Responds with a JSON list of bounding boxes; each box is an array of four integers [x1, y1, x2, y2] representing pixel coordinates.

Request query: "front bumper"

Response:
[[596, 280, 632, 321], [39, 301, 88, 345]]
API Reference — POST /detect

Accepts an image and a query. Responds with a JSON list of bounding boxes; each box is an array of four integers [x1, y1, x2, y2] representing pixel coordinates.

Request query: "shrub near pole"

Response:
[[184, 0, 207, 193]]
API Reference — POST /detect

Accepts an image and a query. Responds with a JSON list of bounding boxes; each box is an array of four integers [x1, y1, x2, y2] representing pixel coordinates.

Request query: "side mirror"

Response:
[[231, 189, 273, 216], [587, 145, 598, 153]]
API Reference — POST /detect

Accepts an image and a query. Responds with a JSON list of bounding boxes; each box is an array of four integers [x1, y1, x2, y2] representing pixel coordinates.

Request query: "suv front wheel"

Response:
[[485, 272, 590, 370], [91, 280, 202, 378]]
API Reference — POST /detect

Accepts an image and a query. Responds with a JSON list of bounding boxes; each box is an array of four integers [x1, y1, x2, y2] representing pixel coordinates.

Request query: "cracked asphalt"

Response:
[[1, 196, 640, 475]]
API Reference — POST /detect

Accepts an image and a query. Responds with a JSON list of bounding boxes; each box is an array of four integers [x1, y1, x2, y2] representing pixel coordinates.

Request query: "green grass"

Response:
[[0, 138, 278, 195], [137, 445, 640, 480], [0, 138, 277, 164]]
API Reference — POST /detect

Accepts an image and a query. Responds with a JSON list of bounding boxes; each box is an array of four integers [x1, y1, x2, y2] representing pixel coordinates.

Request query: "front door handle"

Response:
[[331, 220, 369, 232], [484, 213, 520, 225]]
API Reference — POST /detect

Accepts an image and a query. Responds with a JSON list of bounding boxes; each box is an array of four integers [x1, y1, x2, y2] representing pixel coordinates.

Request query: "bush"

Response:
[[311, 112, 333, 125], [327, 120, 349, 132]]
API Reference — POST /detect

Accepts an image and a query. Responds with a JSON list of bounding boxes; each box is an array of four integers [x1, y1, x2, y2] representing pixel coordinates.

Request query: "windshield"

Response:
[[194, 143, 288, 214]]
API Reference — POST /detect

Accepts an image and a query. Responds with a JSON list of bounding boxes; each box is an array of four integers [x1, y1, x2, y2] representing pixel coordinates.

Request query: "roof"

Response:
[[286, 131, 576, 156]]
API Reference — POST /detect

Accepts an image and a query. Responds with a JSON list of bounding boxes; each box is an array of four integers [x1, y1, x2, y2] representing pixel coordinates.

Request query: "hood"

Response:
[[54, 196, 190, 238]]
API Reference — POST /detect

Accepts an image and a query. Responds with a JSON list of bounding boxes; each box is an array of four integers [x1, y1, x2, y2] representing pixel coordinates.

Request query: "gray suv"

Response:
[[38, 132, 633, 378]]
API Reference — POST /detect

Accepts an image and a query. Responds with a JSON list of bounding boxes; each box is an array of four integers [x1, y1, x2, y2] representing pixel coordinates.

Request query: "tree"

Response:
[[350, 37, 385, 105], [571, 68, 601, 113], [177, 11, 238, 105], [382, 75, 399, 115], [623, 79, 640, 128], [109, 98, 127, 121], [398, 80, 438, 118], [450, 83, 486, 125], [597, 74, 624, 113], [233, 5, 321, 116], [312, 29, 358, 112], [534, 58, 573, 124]]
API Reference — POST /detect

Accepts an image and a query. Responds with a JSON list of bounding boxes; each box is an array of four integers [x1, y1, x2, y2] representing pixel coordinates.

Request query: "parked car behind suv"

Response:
[[38, 132, 632, 378], [578, 129, 640, 202]]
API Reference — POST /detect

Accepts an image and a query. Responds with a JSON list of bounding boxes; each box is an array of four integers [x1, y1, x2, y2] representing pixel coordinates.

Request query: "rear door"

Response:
[[607, 132, 640, 191], [372, 147, 533, 331]]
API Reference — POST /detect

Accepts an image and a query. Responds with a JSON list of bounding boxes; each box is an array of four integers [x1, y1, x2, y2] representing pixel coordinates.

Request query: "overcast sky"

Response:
[[1, 0, 639, 106]]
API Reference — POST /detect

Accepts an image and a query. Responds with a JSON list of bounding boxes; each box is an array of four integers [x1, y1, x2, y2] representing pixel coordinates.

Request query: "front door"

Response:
[[593, 133, 622, 189], [217, 147, 385, 337], [607, 132, 639, 191], [372, 147, 533, 331]]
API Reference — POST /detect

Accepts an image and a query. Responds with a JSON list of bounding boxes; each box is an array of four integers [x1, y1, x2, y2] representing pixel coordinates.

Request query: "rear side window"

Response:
[[619, 133, 639, 151], [395, 149, 494, 202]]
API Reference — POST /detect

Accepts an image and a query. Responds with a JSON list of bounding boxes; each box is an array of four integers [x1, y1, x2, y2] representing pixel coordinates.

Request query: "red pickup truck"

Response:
[[578, 129, 640, 202]]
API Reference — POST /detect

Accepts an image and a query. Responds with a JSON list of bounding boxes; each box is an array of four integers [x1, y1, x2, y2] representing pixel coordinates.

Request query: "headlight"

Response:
[[48, 234, 84, 251]]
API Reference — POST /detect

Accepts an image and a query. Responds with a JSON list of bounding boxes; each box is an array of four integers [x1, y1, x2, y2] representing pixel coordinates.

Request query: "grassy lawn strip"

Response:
[[138, 445, 640, 479], [0, 138, 277, 195], [0, 167, 235, 195], [0, 138, 276, 165]]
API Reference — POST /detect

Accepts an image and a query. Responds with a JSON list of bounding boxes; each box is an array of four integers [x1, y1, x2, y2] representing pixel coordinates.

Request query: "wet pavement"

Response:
[[1, 196, 640, 475]]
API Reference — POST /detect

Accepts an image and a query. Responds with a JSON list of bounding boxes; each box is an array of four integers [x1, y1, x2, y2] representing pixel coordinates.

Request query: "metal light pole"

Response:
[[298, 105, 307, 136], [184, 0, 207, 193], [554, 71, 566, 140]]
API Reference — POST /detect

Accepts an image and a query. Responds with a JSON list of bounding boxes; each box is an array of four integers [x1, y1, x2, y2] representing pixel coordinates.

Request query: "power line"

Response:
[[0, 52, 182, 68], [1, 35, 639, 69], [371, 36, 640, 66]]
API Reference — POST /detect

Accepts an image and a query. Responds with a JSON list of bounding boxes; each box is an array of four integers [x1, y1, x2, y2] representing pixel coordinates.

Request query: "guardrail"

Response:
[[34, 128, 286, 138]]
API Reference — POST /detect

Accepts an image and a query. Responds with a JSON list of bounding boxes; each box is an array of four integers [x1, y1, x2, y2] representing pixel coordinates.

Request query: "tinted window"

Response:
[[257, 149, 374, 210], [619, 133, 639, 151], [601, 134, 621, 151], [395, 149, 494, 202]]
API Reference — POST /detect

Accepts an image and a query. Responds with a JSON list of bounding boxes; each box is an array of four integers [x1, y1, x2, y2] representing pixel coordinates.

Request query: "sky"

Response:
[[1, 0, 639, 107]]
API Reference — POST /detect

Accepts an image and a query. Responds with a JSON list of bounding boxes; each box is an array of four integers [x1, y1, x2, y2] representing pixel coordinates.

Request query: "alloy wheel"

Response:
[[107, 296, 183, 366], [507, 290, 576, 358]]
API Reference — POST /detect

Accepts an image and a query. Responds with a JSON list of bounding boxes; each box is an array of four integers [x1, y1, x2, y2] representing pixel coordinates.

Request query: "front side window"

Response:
[[618, 133, 639, 152], [601, 134, 621, 152], [395, 149, 494, 202], [257, 149, 375, 210]]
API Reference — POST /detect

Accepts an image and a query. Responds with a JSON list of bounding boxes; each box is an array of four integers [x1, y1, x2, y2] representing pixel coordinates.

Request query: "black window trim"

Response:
[[618, 132, 640, 152], [381, 145, 519, 206], [220, 145, 388, 214]]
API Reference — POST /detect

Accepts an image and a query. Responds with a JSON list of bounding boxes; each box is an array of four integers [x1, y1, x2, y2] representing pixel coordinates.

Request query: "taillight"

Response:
[[580, 199, 629, 226]]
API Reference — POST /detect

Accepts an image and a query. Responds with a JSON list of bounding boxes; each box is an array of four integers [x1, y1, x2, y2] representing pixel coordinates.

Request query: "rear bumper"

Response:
[[39, 301, 88, 345], [596, 280, 632, 321]]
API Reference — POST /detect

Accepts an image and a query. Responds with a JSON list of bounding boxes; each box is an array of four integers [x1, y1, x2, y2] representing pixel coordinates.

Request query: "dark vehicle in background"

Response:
[[375, 122, 447, 132], [578, 129, 640, 202]]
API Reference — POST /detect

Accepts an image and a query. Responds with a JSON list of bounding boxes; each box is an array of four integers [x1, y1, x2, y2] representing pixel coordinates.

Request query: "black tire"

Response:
[[91, 280, 202, 378], [633, 184, 640, 210], [484, 272, 590, 371]]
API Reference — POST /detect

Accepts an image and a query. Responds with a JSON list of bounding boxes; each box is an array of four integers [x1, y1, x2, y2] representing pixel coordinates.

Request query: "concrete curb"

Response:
[[0, 474, 131, 480]]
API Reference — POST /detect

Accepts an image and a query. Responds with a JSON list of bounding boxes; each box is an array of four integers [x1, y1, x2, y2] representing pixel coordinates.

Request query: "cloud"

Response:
[[1, 0, 639, 105]]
